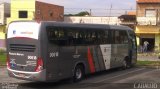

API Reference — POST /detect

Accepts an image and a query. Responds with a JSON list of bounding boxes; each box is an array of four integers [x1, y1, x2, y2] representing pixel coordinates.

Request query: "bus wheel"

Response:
[[73, 65, 84, 82], [122, 59, 129, 69]]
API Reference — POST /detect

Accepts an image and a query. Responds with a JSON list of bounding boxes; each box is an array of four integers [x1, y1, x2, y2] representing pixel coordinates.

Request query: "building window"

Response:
[[145, 9, 156, 17], [49, 10, 53, 17], [19, 11, 28, 18], [37, 10, 40, 15], [50, 12, 53, 17]]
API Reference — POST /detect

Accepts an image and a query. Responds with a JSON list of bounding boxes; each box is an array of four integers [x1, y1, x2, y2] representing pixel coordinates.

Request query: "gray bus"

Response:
[[6, 21, 137, 82]]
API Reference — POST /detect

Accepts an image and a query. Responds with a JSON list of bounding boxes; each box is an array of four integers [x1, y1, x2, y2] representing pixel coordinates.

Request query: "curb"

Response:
[[136, 65, 160, 69]]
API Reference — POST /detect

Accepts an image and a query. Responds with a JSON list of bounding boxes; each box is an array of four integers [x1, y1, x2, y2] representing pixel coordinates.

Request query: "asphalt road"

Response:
[[0, 67, 160, 89]]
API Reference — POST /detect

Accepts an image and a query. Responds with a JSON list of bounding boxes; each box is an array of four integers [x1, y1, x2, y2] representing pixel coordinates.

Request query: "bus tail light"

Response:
[[7, 55, 10, 69], [35, 57, 43, 72]]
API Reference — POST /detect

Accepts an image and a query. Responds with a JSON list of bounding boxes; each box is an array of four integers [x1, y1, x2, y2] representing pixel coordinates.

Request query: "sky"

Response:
[[0, 0, 136, 16]]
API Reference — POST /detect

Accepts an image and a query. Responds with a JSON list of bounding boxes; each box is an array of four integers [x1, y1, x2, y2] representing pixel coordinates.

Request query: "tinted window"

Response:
[[47, 27, 67, 46], [46, 26, 110, 46], [112, 30, 128, 44], [119, 30, 128, 44]]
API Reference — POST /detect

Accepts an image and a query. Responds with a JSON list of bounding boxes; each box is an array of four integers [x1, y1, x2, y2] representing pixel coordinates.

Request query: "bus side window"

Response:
[[67, 30, 74, 45], [79, 30, 85, 45], [110, 30, 115, 44], [104, 30, 109, 44], [115, 30, 120, 44], [46, 26, 67, 46], [119, 31, 128, 44]]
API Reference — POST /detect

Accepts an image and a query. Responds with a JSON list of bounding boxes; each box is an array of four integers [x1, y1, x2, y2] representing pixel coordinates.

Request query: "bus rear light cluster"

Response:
[[6, 55, 11, 69], [35, 57, 43, 72]]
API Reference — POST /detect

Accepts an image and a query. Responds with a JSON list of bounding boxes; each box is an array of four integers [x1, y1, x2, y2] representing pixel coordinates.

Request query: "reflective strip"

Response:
[[7, 68, 41, 74], [87, 48, 95, 73]]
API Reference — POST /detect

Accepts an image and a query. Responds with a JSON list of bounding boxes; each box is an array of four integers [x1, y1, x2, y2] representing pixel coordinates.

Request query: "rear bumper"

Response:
[[7, 68, 46, 81]]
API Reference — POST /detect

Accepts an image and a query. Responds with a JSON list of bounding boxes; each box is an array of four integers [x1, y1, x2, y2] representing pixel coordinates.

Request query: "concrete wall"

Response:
[[0, 3, 9, 48], [0, 25, 6, 39], [7, 0, 36, 24], [155, 34, 160, 52], [0, 39, 5, 48], [136, 26, 160, 34], [0, 3, 10, 25], [0, 25, 6, 48], [64, 16, 120, 25]]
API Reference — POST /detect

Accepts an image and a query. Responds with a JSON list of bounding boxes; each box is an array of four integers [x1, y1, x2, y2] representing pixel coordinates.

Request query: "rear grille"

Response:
[[10, 44, 36, 52]]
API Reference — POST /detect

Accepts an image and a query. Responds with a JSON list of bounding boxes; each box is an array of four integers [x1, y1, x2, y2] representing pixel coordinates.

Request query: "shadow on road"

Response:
[[19, 79, 72, 89], [18, 67, 135, 89]]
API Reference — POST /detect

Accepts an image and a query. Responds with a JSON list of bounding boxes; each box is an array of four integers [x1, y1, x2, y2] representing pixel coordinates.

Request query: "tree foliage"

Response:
[[65, 11, 90, 16]]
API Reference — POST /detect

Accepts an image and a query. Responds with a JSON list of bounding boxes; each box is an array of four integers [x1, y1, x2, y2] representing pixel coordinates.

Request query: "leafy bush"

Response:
[[0, 48, 6, 55]]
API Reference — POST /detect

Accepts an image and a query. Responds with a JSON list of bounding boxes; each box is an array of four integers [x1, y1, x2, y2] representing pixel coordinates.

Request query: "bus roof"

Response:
[[9, 21, 133, 31], [41, 21, 133, 31]]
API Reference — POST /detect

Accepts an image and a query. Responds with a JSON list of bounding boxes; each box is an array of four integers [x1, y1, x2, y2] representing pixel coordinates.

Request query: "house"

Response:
[[118, 12, 136, 29], [136, 0, 160, 52], [7, 0, 64, 24], [0, 3, 10, 49]]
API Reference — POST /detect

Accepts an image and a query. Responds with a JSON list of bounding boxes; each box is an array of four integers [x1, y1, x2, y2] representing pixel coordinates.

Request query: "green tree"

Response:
[[75, 11, 90, 16], [65, 11, 90, 16]]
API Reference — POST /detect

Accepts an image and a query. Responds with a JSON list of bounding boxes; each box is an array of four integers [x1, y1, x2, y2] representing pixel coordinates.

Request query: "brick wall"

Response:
[[35, 1, 64, 21], [137, 3, 160, 17]]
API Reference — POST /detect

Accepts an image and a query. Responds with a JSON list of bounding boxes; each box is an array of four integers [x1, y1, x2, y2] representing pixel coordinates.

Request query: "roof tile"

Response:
[[137, 0, 160, 3]]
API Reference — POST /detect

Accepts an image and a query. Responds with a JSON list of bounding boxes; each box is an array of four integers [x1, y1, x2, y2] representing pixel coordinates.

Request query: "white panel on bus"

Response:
[[7, 22, 40, 39], [100, 45, 111, 70]]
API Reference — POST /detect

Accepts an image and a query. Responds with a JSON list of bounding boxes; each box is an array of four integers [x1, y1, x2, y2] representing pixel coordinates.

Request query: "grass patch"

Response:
[[0, 54, 6, 66], [137, 61, 160, 66]]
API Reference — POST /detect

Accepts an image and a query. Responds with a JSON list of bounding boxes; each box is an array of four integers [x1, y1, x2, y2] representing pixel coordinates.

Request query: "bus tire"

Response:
[[122, 57, 131, 69], [122, 59, 128, 69], [73, 65, 84, 82]]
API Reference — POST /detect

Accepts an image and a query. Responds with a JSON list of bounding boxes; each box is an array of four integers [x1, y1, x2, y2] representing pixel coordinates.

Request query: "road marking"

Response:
[[94, 68, 146, 83]]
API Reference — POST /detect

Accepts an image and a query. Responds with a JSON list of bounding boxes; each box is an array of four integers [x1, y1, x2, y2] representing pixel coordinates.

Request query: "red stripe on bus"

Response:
[[12, 37, 33, 39], [87, 48, 95, 73]]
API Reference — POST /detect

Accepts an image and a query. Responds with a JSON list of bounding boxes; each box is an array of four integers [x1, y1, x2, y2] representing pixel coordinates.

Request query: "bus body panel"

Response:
[[111, 44, 129, 68], [7, 38, 39, 72], [7, 68, 46, 81], [100, 45, 111, 70], [6, 21, 47, 81]]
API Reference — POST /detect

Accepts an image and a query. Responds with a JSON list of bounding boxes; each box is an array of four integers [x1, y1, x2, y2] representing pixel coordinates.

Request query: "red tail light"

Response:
[[35, 57, 43, 72], [6, 55, 10, 69]]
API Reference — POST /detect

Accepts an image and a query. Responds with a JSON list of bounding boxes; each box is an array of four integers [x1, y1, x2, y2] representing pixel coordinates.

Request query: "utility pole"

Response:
[[108, 4, 112, 16], [89, 9, 92, 16], [108, 4, 112, 24], [156, 9, 158, 25]]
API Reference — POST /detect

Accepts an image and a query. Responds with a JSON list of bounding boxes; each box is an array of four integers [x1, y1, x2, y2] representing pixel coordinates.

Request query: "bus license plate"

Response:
[[18, 73, 25, 77]]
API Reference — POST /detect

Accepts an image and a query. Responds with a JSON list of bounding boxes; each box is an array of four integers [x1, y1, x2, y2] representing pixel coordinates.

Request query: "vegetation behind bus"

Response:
[[0, 49, 6, 66]]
